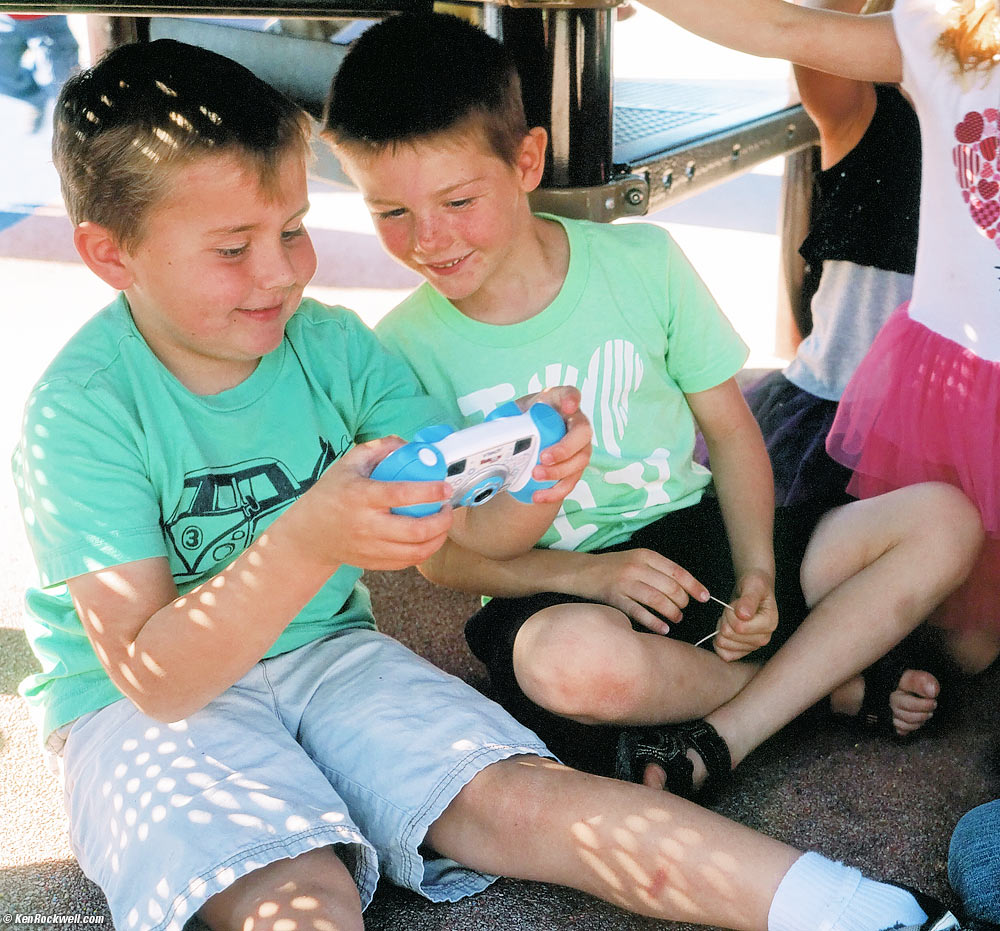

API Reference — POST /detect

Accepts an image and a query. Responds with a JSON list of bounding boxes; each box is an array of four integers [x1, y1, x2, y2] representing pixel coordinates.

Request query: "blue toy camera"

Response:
[[371, 401, 566, 516]]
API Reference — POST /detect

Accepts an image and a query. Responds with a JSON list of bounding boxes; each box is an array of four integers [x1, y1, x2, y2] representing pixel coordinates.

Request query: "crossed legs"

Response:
[[511, 483, 982, 783]]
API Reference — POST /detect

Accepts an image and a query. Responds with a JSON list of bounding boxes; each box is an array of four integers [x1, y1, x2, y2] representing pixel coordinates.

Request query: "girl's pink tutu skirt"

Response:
[[827, 303, 1000, 634]]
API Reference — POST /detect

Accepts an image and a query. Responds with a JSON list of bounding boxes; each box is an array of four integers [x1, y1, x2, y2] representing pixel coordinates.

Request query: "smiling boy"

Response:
[[325, 4, 980, 864]]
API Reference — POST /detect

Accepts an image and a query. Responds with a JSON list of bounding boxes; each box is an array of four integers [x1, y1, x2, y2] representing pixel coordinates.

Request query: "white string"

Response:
[[694, 594, 736, 647]]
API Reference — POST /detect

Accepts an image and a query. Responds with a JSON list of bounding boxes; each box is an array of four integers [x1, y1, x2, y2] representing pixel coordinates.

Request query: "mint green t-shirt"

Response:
[[376, 216, 748, 552], [12, 296, 443, 737]]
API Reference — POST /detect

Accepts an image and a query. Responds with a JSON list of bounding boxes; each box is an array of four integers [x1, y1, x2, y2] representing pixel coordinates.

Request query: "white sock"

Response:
[[768, 851, 929, 931]]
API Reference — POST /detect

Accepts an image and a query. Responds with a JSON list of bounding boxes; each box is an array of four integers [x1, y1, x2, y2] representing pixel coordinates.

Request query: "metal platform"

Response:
[[531, 77, 815, 221], [0, 0, 818, 221]]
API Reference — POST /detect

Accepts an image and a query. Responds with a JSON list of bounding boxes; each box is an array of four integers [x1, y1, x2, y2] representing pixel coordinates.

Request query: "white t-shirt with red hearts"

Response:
[[896, 0, 1000, 361]]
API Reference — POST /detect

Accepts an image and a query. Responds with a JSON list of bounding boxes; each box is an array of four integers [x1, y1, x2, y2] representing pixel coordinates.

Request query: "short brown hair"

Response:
[[54, 38, 313, 251], [323, 12, 529, 166]]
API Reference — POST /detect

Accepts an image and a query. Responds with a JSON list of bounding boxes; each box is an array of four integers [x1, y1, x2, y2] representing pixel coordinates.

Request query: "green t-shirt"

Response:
[[12, 296, 443, 737], [376, 216, 748, 552]]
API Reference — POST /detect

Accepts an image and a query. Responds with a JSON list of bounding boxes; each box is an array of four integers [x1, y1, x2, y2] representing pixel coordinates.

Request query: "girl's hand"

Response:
[[575, 548, 711, 635], [713, 569, 778, 662], [289, 436, 454, 572], [516, 386, 593, 504]]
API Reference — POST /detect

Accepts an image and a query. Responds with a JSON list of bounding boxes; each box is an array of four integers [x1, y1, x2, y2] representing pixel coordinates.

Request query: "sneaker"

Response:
[[890, 915, 963, 931], [882, 885, 963, 930]]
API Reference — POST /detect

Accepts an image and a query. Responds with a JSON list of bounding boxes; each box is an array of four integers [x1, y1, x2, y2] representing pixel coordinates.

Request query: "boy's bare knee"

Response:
[[428, 755, 570, 870], [198, 845, 363, 931], [514, 605, 649, 721]]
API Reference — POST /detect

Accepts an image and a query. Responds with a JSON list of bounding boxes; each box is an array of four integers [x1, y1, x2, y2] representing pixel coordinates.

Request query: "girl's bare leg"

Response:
[[701, 483, 981, 779]]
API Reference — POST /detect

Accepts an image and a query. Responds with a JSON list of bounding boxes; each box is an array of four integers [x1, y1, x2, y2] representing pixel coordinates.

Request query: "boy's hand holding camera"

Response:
[[290, 386, 591, 574], [512, 385, 593, 503]]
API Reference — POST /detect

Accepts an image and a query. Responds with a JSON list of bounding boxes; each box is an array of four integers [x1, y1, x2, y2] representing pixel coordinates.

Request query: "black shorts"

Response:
[[464, 493, 831, 774]]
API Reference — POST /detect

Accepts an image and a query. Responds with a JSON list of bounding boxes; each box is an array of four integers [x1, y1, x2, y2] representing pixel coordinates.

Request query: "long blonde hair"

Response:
[[937, 0, 1000, 73]]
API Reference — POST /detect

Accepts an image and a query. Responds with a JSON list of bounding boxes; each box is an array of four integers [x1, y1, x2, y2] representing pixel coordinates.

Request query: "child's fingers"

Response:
[[731, 579, 768, 622], [532, 447, 591, 490], [590, 549, 709, 629], [371, 478, 452, 513], [353, 434, 408, 474], [713, 637, 758, 663], [642, 551, 710, 606], [624, 601, 672, 636], [342, 500, 454, 571], [538, 411, 592, 469], [624, 578, 688, 626], [358, 436, 455, 512], [730, 570, 774, 620], [722, 605, 777, 640], [355, 527, 453, 571], [528, 478, 577, 504], [712, 606, 775, 661], [533, 385, 582, 416]]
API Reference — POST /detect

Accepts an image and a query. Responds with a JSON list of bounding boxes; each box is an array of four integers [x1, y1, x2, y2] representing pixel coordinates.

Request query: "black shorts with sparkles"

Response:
[[464, 493, 832, 774]]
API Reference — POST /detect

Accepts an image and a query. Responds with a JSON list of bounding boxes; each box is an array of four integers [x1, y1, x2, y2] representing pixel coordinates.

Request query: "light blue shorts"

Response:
[[60, 628, 552, 931]]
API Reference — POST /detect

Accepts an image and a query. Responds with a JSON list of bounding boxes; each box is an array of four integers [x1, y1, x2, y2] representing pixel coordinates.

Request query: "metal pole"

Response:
[[486, 4, 613, 189]]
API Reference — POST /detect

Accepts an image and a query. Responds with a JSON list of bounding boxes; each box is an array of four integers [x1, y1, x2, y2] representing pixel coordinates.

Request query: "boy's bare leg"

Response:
[[198, 846, 364, 931], [427, 755, 798, 931], [701, 483, 982, 779], [514, 604, 759, 725]]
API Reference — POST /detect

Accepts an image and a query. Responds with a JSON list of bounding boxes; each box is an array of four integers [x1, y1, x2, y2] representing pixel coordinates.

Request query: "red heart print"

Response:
[[951, 111, 1000, 235], [970, 199, 1000, 228], [956, 111, 985, 143], [954, 145, 981, 188]]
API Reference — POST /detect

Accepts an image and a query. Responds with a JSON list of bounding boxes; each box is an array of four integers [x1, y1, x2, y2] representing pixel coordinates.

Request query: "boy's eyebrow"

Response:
[[206, 203, 310, 235], [365, 178, 486, 207]]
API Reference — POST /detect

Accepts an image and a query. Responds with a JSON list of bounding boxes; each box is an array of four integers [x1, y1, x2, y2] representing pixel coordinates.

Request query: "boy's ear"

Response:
[[515, 127, 549, 194], [73, 222, 135, 291]]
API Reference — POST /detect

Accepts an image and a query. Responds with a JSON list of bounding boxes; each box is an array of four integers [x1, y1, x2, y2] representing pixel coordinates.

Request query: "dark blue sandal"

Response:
[[614, 719, 732, 801], [835, 637, 947, 741], [856, 648, 911, 737], [826, 641, 913, 739]]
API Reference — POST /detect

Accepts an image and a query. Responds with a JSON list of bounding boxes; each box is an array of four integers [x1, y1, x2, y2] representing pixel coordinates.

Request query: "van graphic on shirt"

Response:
[[164, 437, 340, 576]]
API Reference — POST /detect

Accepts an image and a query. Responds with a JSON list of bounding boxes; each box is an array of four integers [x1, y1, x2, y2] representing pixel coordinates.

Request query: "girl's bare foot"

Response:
[[830, 668, 939, 737]]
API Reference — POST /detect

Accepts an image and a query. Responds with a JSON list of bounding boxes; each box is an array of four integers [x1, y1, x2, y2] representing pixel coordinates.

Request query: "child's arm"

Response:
[[793, 0, 880, 169], [686, 377, 779, 662], [420, 540, 711, 636], [640, 0, 902, 83], [65, 437, 454, 723]]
